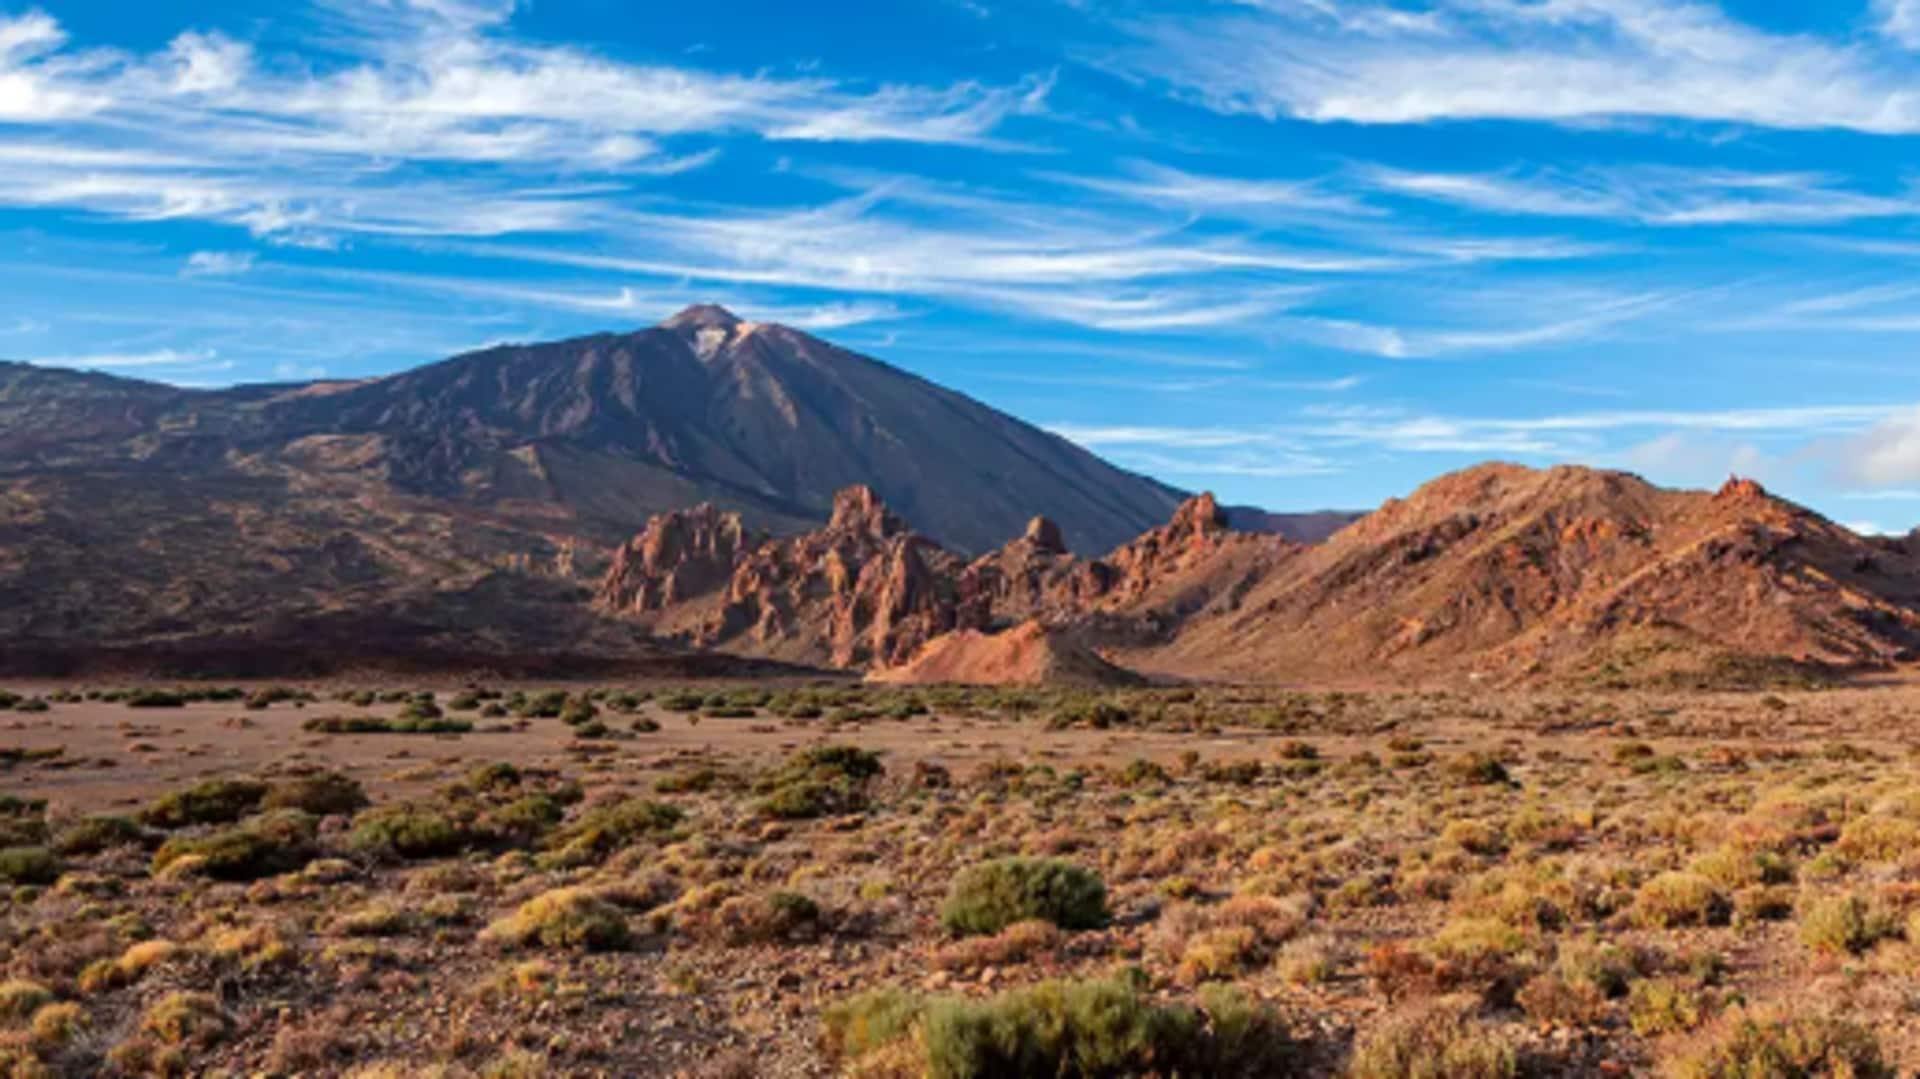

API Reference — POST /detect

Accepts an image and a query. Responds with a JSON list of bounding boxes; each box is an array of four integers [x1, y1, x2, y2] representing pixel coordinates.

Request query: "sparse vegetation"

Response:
[[941, 857, 1108, 936], [8, 680, 1920, 1074]]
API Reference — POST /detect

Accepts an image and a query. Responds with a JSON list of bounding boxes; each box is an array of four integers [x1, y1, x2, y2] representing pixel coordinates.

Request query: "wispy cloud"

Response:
[[1103, 0, 1920, 133], [1369, 166, 1920, 226], [1283, 288, 1685, 358], [181, 250, 255, 276], [30, 346, 226, 371], [1052, 402, 1902, 473], [1878, 0, 1920, 49], [0, 3, 1046, 249]]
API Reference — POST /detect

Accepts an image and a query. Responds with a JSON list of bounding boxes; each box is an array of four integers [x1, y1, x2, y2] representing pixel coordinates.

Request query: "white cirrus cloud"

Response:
[[1102, 0, 1920, 134], [1368, 166, 1920, 227], [181, 250, 255, 276]]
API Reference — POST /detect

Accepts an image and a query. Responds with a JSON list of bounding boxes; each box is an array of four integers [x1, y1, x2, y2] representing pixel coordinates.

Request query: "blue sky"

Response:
[[11, 0, 1920, 528]]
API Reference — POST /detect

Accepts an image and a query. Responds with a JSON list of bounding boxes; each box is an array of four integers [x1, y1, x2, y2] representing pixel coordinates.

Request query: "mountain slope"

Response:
[[1128, 464, 1920, 683], [0, 306, 1240, 667], [222, 304, 1190, 554]]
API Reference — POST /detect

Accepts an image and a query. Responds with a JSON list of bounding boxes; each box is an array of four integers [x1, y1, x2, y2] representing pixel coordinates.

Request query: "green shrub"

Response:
[[137, 778, 268, 828], [53, 815, 144, 856], [483, 887, 631, 951], [1633, 872, 1731, 929], [542, 799, 683, 867], [0, 846, 61, 885], [1348, 999, 1518, 1079], [467, 762, 522, 792], [822, 987, 925, 1061], [0, 979, 52, 1022], [488, 794, 566, 845], [756, 745, 884, 819], [1664, 1010, 1890, 1079], [301, 714, 472, 734], [941, 857, 1108, 936], [151, 810, 317, 881], [1629, 978, 1708, 1036], [920, 976, 1297, 1079], [1799, 893, 1899, 956], [348, 804, 474, 860]]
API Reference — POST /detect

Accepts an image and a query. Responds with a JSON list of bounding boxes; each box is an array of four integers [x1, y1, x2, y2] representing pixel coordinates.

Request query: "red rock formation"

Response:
[[595, 485, 967, 668], [868, 619, 1144, 687], [597, 464, 1920, 685], [596, 504, 753, 612], [594, 486, 1291, 674]]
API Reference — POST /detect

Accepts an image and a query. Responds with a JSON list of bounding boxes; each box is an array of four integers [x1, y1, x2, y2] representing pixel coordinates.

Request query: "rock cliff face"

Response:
[[597, 486, 968, 668], [596, 486, 1294, 674], [599, 464, 1920, 686], [599, 504, 756, 613]]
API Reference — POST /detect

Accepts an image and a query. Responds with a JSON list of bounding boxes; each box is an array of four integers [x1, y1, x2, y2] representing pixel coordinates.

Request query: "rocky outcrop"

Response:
[[596, 463, 1920, 685], [597, 504, 755, 613], [868, 620, 1144, 687], [594, 484, 1290, 675], [595, 485, 968, 669]]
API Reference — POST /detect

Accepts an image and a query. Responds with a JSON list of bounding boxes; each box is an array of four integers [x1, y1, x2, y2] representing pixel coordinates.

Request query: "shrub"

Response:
[[542, 798, 683, 867], [263, 772, 369, 817], [756, 745, 884, 819], [1347, 998, 1518, 1079], [1120, 758, 1171, 787], [124, 689, 188, 708], [138, 991, 229, 1047], [1799, 893, 1899, 957], [1155, 895, 1307, 984], [1552, 937, 1637, 999], [822, 987, 924, 1061], [1835, 815, 1920, 863], [0, 980, 52, 1022], [151, 810, 317, 881], [1633, 872, 1731, 929], [709, 890, 823, 945], [348, 804, 473, 861], [301, 714, 471, 734], [1664, 1010, 1890, 1079], [30, 1000, 87, 1047], [483, 887, 631, 951], [1422, 918, 1531, 1004], [488, 794, 566, 845], [467, 762, 522, 793], [0, 846, 60, 885], [53, 815, 144, 856], [138, 778, 268, 828], [1516, 973, 1607, 1027], [935, 920, 1063, 972], [1629, 978, 1708, 1036], [1447, 754, 1513, 787], [1442, 819, 1507, 857], [919, 977, 1298, 1079], [941, 857, 1108, 936]]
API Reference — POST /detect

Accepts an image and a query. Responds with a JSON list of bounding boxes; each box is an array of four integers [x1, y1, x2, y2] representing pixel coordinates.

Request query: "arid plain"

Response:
[[7, 679, 1920, 1076]]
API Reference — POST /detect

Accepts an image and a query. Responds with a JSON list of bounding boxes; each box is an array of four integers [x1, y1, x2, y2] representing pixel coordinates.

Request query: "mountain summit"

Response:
[[0, 307, 1237, 668]]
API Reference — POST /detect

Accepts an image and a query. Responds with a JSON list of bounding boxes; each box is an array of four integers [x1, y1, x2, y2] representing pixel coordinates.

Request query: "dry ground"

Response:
[[4, 679, 1920, 1076]]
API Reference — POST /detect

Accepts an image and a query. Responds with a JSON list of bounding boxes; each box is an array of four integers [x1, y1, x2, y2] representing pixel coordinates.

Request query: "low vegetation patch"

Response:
[[483, 887, 632, 952], [941, 856, 1108, 936]]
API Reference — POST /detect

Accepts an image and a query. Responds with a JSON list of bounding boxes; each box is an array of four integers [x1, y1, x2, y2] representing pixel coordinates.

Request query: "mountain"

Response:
[[1122, 464, 1920, 684], [594, 464, 1920, 686], [6, 305, 1316, 671]]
